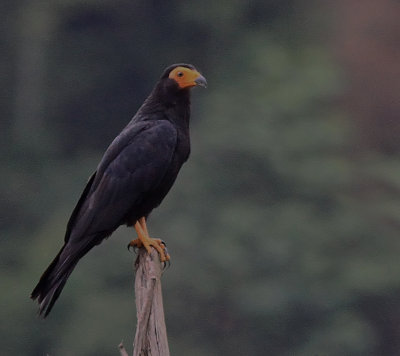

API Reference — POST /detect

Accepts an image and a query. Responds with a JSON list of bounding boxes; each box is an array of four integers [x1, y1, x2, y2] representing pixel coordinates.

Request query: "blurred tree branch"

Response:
[[13, 2, 55, 148]]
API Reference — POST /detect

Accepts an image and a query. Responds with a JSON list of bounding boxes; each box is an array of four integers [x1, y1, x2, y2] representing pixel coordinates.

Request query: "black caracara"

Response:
[[31, 63, 207, 317]]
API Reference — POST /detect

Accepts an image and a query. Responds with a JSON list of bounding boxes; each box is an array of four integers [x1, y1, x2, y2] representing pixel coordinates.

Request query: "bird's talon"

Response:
[[131, 234, 170, 263], [127, 242, 135, 252], [163, 245, 170, 258], [162, 257, 171, 270], [132, 219, 171, 262], [128, 238, 143, 253]]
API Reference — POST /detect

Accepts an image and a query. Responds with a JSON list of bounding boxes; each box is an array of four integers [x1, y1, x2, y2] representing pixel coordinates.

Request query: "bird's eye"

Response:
[[177, 72, 184, 77]]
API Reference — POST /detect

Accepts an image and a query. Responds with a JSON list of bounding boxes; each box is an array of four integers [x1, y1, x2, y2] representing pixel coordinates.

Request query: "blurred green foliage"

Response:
[[1, 1, 399, 355]]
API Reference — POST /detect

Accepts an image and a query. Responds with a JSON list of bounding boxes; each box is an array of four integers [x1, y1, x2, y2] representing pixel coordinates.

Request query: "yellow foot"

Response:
[[128, 237, 170, 262], [129, 219, 170, 262], [128, 237, 143, 249]]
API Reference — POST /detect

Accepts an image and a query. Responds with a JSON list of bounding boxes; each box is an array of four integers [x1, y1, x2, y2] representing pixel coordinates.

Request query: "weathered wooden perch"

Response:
[[119, 247, 170, 356]]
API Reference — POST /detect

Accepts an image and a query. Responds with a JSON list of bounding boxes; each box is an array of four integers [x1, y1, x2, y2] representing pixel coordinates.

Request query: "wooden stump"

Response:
[[119, 247, 170, 356]]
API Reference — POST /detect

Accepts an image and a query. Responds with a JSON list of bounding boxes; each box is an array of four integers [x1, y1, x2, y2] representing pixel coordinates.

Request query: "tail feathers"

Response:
[[31, 245, 79, 318], [34, 271, 73, 318], [31, 231, 112, 318]]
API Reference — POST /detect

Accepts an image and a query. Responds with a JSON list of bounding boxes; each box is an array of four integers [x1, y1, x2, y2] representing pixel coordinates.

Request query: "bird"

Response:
[[31, 63, 207, 318]]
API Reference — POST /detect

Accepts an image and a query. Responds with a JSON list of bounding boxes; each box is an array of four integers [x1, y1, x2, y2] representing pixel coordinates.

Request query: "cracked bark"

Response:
[[119, 247, 170, 356]]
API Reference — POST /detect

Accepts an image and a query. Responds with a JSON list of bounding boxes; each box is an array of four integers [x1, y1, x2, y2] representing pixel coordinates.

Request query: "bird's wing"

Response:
[[64, 171, 97, 243], [63, 120, 149, 242], [65, 119, 178, 244]]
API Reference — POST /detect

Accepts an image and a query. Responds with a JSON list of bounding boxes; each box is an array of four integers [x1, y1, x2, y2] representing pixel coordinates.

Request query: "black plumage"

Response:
[[31, 63, 206, 317]]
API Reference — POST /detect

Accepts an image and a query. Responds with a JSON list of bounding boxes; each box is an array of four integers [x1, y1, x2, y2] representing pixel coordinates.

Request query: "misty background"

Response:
[[1, 1, 400, 355]]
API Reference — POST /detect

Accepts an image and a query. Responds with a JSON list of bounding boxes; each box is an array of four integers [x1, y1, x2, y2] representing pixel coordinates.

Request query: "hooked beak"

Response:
[[194, 74, 207, 88]]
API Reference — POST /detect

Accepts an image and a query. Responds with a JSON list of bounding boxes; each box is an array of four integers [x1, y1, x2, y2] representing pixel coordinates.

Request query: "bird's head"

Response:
[[161, 63, 207, 90]]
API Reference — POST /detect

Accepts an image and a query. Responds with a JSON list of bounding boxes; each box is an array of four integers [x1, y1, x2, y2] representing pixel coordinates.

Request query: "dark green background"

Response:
[[1, 1, 399, 355]]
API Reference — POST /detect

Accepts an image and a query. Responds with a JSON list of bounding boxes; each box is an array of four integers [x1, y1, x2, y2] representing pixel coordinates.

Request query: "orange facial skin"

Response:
[[168, 66, 207, 89]]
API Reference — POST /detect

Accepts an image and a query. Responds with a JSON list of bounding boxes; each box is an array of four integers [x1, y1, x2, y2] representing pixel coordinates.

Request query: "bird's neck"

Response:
[[140, 87, 191, 130]]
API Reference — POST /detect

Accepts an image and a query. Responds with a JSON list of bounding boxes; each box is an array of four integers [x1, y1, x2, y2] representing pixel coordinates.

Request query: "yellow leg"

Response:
[[138, 217, 149, 237], [128, 217, 170, 262]]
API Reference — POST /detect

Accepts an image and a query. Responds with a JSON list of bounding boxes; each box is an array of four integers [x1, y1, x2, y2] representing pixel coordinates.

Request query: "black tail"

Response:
[[31, 244, 81, 318]]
